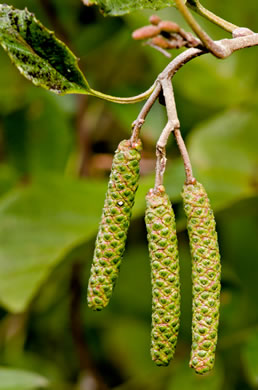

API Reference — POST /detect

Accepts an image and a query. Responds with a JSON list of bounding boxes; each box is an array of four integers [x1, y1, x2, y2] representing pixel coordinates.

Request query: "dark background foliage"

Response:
[[0, 0, 257, 389]]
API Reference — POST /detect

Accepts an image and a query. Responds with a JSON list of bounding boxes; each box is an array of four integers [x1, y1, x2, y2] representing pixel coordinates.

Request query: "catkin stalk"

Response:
[[145, 186, 180, 366], [87, 139, 142, 311], [182, 181, 221, 374]]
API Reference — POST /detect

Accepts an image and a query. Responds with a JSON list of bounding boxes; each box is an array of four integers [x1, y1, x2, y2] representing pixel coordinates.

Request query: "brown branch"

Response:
[[174, 31, 255, 80], [130, 32, 258, 184], [155, 122, 172, 190], [173, 129, 196, 185], [130, 82, 161, 144], [155, 79, 195, 187], [131, 32, 258, 132], [155, 32, 258, 99]]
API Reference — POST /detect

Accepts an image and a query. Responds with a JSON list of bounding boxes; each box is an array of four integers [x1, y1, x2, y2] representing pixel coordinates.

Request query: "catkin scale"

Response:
[[87, 139, 142, 311], [182, 181, 221, 374], [145, 186, 180, 366]]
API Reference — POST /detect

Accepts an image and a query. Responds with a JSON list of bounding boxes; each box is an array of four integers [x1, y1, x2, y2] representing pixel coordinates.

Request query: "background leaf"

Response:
[[0, 367, 48, 390], [167, 359, 224, 390], [0, 175, 106, 312], [242, 328, 258, 387], [187, 109, 258, 210]]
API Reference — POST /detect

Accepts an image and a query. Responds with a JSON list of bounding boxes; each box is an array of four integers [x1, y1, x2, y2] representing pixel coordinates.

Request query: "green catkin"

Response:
[[182, 181, 221, 375], [145, 186, 180, 366], [87, 139, 142, 311]]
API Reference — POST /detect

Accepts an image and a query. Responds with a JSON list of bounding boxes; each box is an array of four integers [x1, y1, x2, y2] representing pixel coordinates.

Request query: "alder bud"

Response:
[[151, 36, 170, 49], [158, 21, 180, 33], [149, 15, 161, 25], [132, 25, 160, 40]]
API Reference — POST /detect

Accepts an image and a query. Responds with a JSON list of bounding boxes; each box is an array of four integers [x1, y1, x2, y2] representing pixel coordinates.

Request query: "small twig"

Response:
[[173, 129, 195, 185], [157, 78, 195, 186], [154, 122, 173, 190], [130, 82, 161, 144], [145, 41, 172, 58], [160, 78, 179, 124], [154, 79, 179, 190]]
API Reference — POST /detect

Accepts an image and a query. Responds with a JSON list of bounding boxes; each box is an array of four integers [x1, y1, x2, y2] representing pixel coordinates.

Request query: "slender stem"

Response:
[[174, 129, 195, 185], [90, 83, 156, 104], [154, 79, 178, 190], [162, 47, 204, 78], [159, 78, 195, 185], [187, 0, 238, 33], [160, 78, 179, 123], [146, 41, 172, 58], [174, 0, 228, 58], [154, 122, 173, 190], [130, 82, 161, 144]]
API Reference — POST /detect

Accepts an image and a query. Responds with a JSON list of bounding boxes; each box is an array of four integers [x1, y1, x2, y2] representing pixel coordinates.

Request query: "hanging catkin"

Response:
[[182, 181, 221, 374], [145, 185, 180, 366], [87, 139, 142, 311]]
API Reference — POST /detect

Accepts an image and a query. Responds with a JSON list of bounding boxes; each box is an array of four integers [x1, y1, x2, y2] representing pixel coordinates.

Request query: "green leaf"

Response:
[[0, 175, 107, 313], [2, 91, 74, 178], [0, 4, 91, 95], [217, 198, 258, 309], [174, 56, 251, 109], [87, 0, 181, 16], [0, 367, 48, 390], [242, 328, 258, 387]]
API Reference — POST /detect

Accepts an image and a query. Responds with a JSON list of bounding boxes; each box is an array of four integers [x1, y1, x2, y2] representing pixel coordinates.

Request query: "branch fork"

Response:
[[154, 78, 195, 190], [128, 3, 258, 190]]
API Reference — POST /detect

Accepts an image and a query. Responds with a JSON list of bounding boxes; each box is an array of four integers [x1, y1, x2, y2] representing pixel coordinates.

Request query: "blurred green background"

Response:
[[0, 0, 257, 389]]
